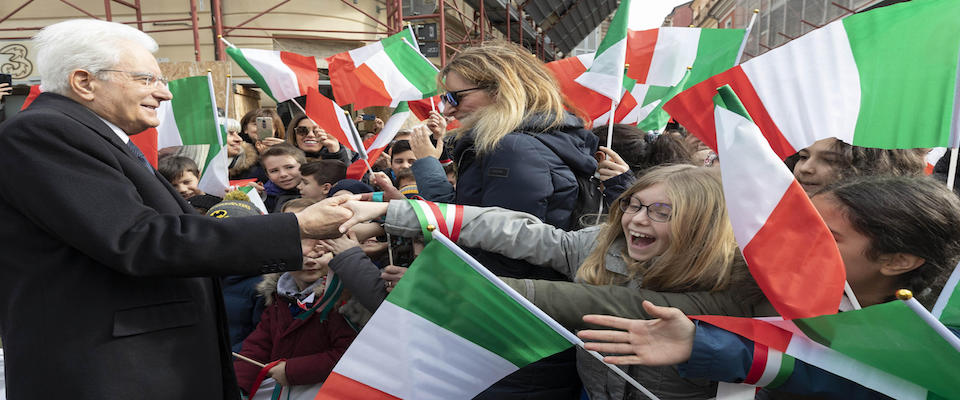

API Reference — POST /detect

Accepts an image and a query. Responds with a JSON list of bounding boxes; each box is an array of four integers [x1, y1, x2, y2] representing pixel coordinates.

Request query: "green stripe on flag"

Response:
[[844, 0, 960, 148], [386, 240, 572, 367], [793, 301, 960, 399], [394, 101, 410, 114], [713, 84, 752, 122], [226, 47, 276, 101], [688, 29, 745, 85], [594, 0, 630, 56], [382, 39, 438, 97], [766, 354, 795, 388], [168, 76, 222, 169], [637, 70, 693, 131]]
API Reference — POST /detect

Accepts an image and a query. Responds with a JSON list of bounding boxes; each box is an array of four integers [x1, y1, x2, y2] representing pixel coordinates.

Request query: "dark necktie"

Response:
[[126, 141, 153, 171]]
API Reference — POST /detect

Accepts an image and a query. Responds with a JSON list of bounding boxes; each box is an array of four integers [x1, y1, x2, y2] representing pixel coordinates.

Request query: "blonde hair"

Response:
[[576, 165, 739, 292], [439, 41, 568, 154]]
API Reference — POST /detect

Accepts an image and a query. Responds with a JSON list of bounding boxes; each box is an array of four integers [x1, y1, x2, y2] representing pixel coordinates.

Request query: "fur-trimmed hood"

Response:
[[256, 272, 329, 306], [229, 141, 259, 178]]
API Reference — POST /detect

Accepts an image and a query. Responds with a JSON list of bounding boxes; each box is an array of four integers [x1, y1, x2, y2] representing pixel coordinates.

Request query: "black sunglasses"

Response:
[[442, 87, 483, 107]]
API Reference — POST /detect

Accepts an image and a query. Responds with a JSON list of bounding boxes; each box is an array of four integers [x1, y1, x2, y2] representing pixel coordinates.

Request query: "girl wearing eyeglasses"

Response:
[[340, 164, 774, 399]]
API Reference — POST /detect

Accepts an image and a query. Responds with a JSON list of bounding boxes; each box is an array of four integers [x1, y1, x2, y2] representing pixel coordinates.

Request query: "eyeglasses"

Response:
[[98, 69, 169, 88], [441, 87, 483, 107], [294, 126, 323, 136], [618, 198, 672, 222]]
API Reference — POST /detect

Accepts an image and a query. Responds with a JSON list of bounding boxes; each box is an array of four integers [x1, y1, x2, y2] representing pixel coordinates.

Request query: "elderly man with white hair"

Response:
[[0, 19, 354, 399]]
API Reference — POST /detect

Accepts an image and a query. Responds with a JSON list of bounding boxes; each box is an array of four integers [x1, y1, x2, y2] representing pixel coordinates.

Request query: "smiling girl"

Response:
[[340, 164, 774, 399]]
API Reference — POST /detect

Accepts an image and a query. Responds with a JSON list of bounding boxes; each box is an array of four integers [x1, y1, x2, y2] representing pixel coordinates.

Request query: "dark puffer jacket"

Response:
[[451, 112, 599, 232]]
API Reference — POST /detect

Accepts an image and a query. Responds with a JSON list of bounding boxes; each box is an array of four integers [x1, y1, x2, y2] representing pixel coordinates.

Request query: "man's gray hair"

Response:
[[34, 19, 158, 95]]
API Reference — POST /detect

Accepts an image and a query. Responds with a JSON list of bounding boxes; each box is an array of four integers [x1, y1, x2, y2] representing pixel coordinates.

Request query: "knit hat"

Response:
[[206, 199, 262, 218], [328, 179, 375, 196]]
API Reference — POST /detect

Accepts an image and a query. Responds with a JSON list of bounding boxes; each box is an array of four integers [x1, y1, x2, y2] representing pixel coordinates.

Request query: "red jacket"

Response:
[[234, 278, 357, 393]]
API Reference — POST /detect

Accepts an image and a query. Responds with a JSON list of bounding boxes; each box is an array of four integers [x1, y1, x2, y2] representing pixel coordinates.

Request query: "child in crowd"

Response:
[[233, 198, 356, 398], [443, 163, 457, 188], [297, 160, 347, 201], [389, 140, 417, 175], [158, 155, 205, 200], [260, 143, 306, 212], [394, 168, 419, 198]]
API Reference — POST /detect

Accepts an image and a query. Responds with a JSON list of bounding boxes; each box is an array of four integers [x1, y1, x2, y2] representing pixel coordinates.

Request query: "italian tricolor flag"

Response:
[[326, 28, 439, 110], [305, 87, 366, 159], [225, 45, 318, 103], [315, 231, 573, 399], [237, 185, 268, 214], [933, 261, 960, 329], [552, 25, 743, 131], [694, 299, 960, 399], [345, 102, 413, 180], [574, 0, 630, 101], [712, 85, 845, 320], [664, 0, 960, 157], [156, 75, 229, 196]]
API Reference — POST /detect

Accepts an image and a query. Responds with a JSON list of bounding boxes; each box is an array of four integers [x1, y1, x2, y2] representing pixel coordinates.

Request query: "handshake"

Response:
[[293, 194, 391, 240]]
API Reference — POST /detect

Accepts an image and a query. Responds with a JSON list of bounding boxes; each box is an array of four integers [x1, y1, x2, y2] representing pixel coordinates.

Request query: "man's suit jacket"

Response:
[[0, 93, 303, 399]]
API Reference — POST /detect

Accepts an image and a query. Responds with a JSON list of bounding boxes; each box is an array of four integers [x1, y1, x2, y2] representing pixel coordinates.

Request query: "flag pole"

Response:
[[896, 289, 960, 353], [947, 148, 958, 190], [224, 74, 232, 120], [735, 9, 760, 65], [428, 230, 661, 400], [932, 259, 960, 319], [218, 35, 237, 49], [430, 96, 437, 113], [233, 352, 266, 368], [844, 281, 862, 310]]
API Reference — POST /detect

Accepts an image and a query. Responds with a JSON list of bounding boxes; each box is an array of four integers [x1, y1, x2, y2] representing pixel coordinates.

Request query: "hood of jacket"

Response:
[[229, 142, 259, 177], [256, 272, 329, 306]]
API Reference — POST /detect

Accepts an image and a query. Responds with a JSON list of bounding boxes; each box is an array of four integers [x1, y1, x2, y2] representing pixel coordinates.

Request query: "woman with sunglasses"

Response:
[[340, 164, 774, 399], [284, 114, 352, 165], [419, 40, 600, 399]]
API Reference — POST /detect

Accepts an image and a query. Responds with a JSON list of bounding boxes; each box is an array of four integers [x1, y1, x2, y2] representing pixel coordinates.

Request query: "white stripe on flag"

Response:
[[645, 27, 701, 86], [740, 21, 861, 149], [753, 349, 783, 387], [349, 42, 386, 67], [241, 49, 302, 101], [714, 106, 792, 247], [332, 301, 519, 399], [156, 98, 183, 149], [364, 51, 423, 107], [198, 146, 229, 196]]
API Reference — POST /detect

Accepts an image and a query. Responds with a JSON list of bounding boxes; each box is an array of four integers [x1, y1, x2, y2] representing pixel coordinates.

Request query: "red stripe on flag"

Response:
[[131, 127, 158, 168], [424, 201, 451, 238], [327, 52, 359, 106], [743, 342, 768, 384], [663, 66, 798, 159], [279, 51, 319, 98], [306, 87, 355, 152], [449, 205, 464, 242], [544, 56, 611, 122], [689, 315, 793, 353], [20, 85, 43, 110], [625, 28, 660, 83], [350, 64, 394, 110], [742, 181, 845, 319], [314, 372, 401, 400], [346, 135, 382, 180], [614, 90, 639, 123]]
